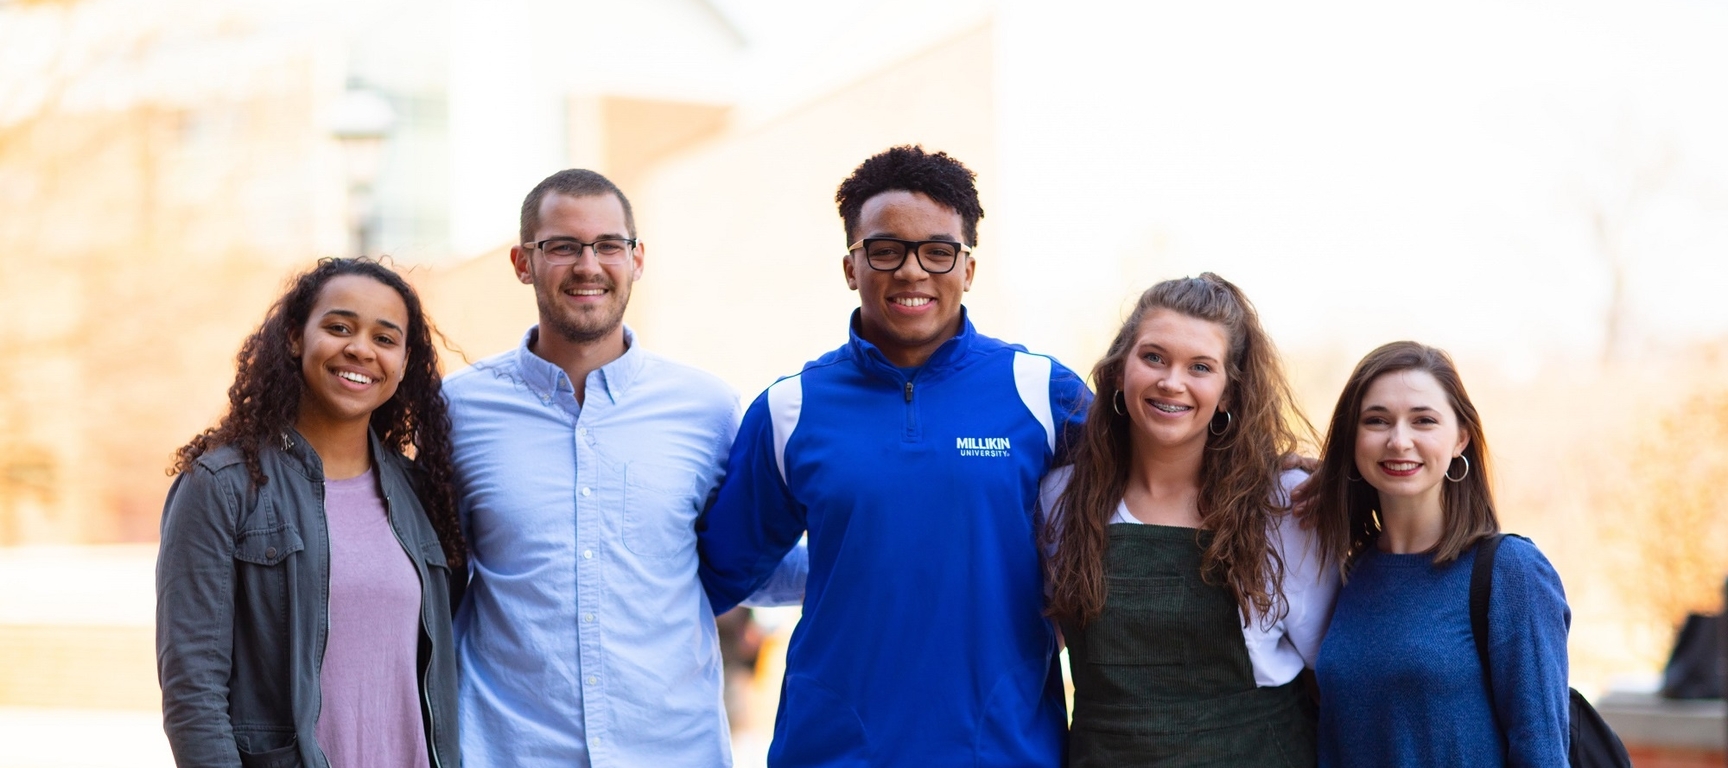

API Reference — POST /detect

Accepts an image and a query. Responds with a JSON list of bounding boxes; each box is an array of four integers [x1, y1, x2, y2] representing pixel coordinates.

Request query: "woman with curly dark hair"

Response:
[[1041, 273, 1337, 766], [157, 257, 465, 768]]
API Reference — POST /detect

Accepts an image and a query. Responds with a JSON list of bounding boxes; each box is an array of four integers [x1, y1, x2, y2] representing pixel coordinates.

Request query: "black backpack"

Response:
[[1470, 533, 1632, 768], [1660, 612, 1725, 699]]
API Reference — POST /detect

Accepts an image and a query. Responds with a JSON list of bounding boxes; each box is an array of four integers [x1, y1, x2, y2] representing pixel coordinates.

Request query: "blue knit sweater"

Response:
[[1316, 536, 1571, 767]]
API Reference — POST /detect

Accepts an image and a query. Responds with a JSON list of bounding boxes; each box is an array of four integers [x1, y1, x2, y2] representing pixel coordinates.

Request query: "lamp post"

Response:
[[330, 84, 395, 258]]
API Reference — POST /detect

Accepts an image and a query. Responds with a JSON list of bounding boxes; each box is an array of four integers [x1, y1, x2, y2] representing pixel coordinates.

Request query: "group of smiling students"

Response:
[[155, 147, 1570, 768]]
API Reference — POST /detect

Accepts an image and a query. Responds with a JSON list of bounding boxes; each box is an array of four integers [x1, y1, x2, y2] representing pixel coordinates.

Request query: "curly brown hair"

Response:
[[1043, 273, 1312, 629], [170, 257, 466, 572]]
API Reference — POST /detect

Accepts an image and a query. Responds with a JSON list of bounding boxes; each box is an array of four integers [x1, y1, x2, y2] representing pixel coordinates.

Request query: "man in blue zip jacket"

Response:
[[697, 145, 1090, 766]]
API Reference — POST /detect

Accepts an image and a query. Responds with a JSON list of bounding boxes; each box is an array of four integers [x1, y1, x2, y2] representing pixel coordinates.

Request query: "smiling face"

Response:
[[843, 190, 975, 367], [510, 192, 643, 346], [1120, 308, 1232, 456], [290, 274, 410, 433], [1353, 369, 1470, 509]]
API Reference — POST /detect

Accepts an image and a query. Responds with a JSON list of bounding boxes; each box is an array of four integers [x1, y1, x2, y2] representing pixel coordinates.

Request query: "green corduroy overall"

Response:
[[1064, 524, 1316, 767]]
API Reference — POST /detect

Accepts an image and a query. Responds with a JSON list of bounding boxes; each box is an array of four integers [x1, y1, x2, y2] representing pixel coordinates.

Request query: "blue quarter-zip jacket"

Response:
[[698, 311, 1090, 767]]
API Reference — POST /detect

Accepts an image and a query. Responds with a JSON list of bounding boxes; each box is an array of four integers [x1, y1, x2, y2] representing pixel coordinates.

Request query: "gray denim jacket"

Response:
[[156, 428, 460, 768]]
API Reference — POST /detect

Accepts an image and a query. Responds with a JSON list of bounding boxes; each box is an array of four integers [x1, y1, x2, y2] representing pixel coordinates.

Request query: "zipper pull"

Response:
[[904, 380, 914, 403]]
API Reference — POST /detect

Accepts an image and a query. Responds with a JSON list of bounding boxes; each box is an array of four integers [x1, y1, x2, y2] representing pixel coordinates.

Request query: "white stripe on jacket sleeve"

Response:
[[766, 374, 804, 485], [1012, 351, 1056, 455]]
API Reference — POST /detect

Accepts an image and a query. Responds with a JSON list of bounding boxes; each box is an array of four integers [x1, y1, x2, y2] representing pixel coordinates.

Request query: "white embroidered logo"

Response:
[[956, 436, 1012, 458]]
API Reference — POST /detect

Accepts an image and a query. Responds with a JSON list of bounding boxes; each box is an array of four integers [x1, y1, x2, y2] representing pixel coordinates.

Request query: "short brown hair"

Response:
[[1305, 341, 1498, 577], [518, 169, 636, 243]]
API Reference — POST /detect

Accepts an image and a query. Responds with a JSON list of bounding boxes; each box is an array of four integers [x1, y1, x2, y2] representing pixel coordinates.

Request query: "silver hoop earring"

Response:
[[1209, 410, 1232, 436], [1346, 467, 1363, 482], [1445, 455, 1470, 482], [1112, 390, 1127, 416]]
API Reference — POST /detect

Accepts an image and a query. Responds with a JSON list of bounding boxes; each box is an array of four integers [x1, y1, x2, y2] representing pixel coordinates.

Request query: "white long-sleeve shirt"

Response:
[[1039, 466, 1339, 686]]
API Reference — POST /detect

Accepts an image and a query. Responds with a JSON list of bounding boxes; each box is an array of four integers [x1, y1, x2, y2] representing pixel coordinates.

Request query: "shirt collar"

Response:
[[846, 307, 975, 376], [277, 425, 395, 481], [514, 324, 644, 406], [278, 425, 321, 478]]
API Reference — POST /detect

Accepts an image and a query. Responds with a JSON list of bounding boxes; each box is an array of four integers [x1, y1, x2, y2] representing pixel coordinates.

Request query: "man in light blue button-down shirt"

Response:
[[447, 169, 805, 767]]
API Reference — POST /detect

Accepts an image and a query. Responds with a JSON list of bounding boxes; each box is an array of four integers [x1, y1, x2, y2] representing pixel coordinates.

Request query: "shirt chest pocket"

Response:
[[230, 516, 306, 656], [622, 463, 701, 559], [233, 494, 306, 569], [234, 525, 305, 566]]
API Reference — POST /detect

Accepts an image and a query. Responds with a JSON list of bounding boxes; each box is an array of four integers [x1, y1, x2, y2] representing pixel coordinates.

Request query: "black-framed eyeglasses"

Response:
[[524, 237, 638, 266], [847, 238, 971, 274]]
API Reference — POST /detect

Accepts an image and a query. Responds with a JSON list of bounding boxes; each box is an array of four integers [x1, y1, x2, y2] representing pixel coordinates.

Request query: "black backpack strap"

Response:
[[1469, 533, 1509, 761], [1469, 532, 1506, 691], [1474, 533, 1632, 767]]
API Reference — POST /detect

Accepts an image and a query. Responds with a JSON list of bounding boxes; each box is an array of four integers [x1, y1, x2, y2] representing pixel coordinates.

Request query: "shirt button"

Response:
[[580, 487, 592, 497], [586, 676, 597, 685], [576, 427, 587, 437], [540, 394, 550, 403], [584, 613, 594, 622], [265, 547, 277, 559], [583, 549, 593, 559]]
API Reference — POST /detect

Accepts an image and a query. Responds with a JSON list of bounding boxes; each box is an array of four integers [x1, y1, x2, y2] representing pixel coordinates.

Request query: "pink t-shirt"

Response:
[[314, 469, 429, 768]]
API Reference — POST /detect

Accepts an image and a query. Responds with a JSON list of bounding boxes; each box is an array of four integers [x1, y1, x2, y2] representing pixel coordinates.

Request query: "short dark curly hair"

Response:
[[835, 145, 984, 247]]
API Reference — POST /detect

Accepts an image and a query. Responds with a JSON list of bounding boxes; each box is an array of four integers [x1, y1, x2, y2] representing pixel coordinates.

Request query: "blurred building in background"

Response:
[[0, 0, 1001, 544], [0, 2, 997, 760]]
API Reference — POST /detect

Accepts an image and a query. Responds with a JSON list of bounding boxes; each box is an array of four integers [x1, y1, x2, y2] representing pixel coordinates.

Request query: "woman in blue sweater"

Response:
[[1304, 341, 1570, 767]]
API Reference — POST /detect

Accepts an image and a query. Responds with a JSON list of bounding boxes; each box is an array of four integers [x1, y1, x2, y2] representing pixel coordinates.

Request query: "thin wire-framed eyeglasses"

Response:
[[525, 237, 638, 265]]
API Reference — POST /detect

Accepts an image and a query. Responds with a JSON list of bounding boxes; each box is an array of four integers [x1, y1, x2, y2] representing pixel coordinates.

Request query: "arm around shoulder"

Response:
[[740, 538, 808, 608], [1047, 360, 1092, 464], [697, 386, 808, 615], [1271, 469, 1338, 667]]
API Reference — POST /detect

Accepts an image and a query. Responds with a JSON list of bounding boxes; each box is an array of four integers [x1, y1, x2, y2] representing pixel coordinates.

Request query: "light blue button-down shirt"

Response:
[[447, 327, 804, 768]]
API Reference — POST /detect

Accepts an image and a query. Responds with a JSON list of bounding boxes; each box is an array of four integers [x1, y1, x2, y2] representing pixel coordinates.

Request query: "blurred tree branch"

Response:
[[1608, 364, 1728, 631], [1580, 139, 1677, 366]]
